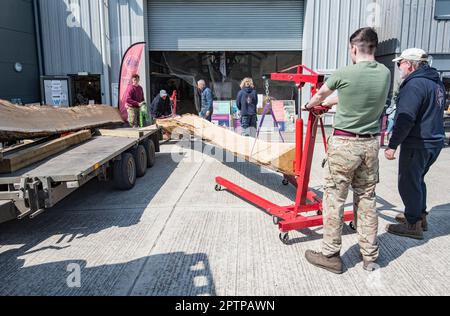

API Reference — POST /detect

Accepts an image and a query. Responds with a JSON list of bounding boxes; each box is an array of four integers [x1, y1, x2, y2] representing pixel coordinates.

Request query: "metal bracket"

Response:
[[17, 177, 45, 218]]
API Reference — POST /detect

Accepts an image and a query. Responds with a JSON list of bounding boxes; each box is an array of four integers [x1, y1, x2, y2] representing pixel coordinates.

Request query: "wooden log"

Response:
[[0, 100, 124, 142], [0, 130, 92, 174], [157, 115, 296, 176]]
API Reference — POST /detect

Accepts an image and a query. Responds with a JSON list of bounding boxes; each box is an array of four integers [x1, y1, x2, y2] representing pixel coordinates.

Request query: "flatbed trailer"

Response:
[[0, 127, 161, 224]]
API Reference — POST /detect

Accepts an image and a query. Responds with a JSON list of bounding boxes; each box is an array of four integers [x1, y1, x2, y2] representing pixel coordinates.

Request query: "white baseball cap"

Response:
[[393, 48, 429, 63]]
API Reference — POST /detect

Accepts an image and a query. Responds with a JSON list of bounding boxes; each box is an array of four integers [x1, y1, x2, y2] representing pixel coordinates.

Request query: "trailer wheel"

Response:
[[132, 145, 148, 177], [113, 153, 136, 190], [143, 139, 156, 168]]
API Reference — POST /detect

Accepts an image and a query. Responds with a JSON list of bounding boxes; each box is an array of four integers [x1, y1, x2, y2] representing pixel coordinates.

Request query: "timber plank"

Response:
[[157, 115, 296, 176], [0, 130, 92, 174], [97, 128, 144, 139]]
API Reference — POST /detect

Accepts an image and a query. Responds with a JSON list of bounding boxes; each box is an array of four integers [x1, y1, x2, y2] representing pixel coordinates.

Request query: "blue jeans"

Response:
[[399, 147, 442, 224], [241, 115, 258, 137]]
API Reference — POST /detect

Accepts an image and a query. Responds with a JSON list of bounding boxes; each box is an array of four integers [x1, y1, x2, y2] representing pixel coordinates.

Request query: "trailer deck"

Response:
[[0, 127, 161, 223], [0, 136, 136, 183]]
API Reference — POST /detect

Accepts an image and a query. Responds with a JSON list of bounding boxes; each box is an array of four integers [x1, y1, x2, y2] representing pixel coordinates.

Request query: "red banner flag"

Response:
[[118, 42, 146, 121]]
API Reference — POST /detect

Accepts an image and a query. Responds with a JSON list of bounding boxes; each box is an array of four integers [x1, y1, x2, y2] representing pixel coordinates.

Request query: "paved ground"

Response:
[[0, 133, 449, 296]]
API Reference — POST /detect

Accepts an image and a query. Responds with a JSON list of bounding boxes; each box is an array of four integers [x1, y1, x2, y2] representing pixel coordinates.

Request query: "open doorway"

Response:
[[149, 51, 302, 115]]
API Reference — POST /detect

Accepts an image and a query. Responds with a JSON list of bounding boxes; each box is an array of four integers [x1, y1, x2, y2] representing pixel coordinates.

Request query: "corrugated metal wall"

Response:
[[398, 0, 449, 54], [37, 0, 449, 104], [39, 0, 104, 75], [303, 0, 450, 72], [303, 0, 382, 71], [39, 0, 146, 104], [146, 0, 304, 51], [108, 0, 146, 84]]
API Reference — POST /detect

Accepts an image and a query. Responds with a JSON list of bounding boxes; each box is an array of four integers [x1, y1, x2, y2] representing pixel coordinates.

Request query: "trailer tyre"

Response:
[[113, 153, 137, 190], [143, 139, 156, 168], [133, 145, 148, 177]]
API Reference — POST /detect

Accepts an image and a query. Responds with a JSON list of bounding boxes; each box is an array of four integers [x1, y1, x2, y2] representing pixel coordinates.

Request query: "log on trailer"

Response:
[[0, 100, 124, 142], [156, 115, 296, 176], [0, 130, 92, 173]]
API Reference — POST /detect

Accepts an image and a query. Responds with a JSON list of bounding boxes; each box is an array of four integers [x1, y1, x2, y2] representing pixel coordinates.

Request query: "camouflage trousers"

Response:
[[322, 136, 380, 262], [127, 107, 140, 128]]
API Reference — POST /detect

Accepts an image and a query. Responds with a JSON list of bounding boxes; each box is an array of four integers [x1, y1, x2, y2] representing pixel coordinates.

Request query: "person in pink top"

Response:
[[125, 74, 145, 127]]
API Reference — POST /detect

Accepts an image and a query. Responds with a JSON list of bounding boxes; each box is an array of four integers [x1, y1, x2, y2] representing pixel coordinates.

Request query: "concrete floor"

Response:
[[0, 135, 449, 296]]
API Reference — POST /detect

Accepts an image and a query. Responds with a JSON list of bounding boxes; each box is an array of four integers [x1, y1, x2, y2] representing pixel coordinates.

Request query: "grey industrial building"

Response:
[[1, 0, 449, 108]]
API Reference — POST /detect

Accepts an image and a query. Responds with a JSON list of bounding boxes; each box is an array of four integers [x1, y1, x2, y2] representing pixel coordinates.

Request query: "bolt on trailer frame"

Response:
[[0, 127, 161, 223], [215, 65, 355, 244]]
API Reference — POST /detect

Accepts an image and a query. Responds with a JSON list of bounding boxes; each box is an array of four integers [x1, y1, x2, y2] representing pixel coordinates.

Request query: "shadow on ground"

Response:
[[342, 203, 450, 270], [0, 250, 216, 296], [0, 150, 194, 295]]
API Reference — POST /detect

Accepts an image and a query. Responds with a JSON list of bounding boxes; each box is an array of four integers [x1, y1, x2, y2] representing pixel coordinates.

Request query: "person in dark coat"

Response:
[[197, 80, 214, 122], [385, 48, 446, 240], [150, 90, 172, 119], [236, 78, 258, 137]]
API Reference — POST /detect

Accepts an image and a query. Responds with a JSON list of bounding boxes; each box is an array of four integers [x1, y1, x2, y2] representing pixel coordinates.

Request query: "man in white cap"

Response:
[[150, 90, 172, 119], [385, 48, 446, 239]]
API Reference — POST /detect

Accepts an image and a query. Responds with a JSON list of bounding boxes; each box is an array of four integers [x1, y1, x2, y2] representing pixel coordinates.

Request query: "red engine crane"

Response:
[[215, 65, 355, 244]]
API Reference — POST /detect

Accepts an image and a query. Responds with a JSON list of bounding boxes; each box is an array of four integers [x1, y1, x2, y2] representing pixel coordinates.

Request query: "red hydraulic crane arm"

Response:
[[264, 65, 329, 206]]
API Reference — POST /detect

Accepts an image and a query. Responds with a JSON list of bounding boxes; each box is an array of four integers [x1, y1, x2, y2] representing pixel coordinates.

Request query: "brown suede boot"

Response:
[[395, 213, 428, 231], [386, 220, 424, 240], [305, 250, 343, 274]]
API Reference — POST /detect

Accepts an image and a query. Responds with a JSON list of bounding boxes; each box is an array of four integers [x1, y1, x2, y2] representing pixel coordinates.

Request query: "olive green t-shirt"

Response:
[[326, 61, 391, 135]]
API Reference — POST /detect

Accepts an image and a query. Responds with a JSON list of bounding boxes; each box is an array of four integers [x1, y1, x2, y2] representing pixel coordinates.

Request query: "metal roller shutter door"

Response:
[[147, 0, 304, 51]]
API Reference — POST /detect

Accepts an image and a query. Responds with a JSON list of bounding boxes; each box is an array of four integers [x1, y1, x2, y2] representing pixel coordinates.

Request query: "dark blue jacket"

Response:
[[200, 87, 214, 116], [151, 95, 171, 118], [389, 65, 446, 150], [236, 87, 258, 116]]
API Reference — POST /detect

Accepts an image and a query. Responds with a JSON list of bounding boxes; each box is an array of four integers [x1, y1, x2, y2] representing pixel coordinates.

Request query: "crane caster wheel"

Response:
[[282, 179, 289, 186], [349, 221, 356, 231], [273, 216, 281, 225], [215, 184, 223, 192], [279, 233, 290, 245]]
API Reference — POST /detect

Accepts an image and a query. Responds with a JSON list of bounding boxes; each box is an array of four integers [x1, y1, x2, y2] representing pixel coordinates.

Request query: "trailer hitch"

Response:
[[17, 177, 46, 219]]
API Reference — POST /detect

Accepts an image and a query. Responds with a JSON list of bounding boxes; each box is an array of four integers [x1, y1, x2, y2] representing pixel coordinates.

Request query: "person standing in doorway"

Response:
[[236, 78, 258, 137], [197, 80, 214, 122]]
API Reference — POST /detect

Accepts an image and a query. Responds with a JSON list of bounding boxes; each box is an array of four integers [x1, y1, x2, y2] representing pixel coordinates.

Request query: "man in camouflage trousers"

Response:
[[305, 27, 391, 274]]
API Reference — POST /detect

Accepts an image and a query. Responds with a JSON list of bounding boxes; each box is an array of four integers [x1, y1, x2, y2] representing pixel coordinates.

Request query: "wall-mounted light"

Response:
[[14, 62, 23, 73]]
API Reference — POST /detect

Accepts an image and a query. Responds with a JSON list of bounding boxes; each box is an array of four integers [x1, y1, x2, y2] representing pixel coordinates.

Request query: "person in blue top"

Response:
[[236, 78, 258, 137], [197, 80, 214, 122], [385, 48, 446, 240]]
